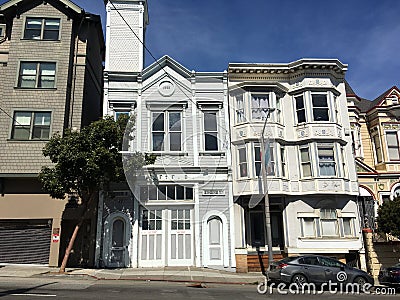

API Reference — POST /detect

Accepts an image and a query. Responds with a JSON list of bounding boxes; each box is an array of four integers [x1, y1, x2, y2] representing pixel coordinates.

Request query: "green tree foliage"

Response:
[[377, 197, 400, 237], [38, 115, 145, 271]]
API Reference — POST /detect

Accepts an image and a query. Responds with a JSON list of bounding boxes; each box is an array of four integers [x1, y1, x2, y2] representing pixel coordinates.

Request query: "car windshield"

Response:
[[278, 257, 298, 264], [394, 263, 400, 268]]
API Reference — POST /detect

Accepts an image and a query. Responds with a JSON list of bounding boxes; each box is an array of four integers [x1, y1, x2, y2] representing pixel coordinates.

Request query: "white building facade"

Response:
[[97, 0, 235, 270], [228, 60, 365, 272]]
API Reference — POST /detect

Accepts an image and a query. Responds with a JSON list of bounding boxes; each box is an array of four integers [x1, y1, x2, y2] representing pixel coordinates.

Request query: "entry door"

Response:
[[206, 217, 223, 265], [168, 208, 193, 266], [139, 209, 164, 267], [109, 219, 128, 268]]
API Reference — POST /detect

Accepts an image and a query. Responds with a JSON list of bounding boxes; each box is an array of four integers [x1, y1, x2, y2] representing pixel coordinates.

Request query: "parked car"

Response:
[[268, 255, 373, 289], [378, 263, 400, 287]]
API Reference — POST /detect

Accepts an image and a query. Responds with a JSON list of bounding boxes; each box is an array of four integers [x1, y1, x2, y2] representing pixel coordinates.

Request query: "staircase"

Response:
[[247, 253, 285, 272]]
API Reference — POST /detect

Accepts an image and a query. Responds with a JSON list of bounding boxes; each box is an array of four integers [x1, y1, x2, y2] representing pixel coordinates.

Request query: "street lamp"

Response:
[[260, 108, 275, 271]]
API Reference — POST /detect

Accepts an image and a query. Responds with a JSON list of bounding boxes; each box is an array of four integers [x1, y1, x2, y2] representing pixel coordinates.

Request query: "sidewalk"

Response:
[[0, 265, 264, 285]]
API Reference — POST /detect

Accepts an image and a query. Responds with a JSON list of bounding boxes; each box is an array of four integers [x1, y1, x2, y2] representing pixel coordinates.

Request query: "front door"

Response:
[[205, 216, 223, 266], [168, 208, 193, 266], [139, 207, 194, 267], [107, 217, 130, 268], [139, 209, 164, 267]]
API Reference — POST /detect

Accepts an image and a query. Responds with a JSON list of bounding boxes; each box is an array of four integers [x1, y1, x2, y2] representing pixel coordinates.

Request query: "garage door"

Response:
[[0, 220, 52, 264]]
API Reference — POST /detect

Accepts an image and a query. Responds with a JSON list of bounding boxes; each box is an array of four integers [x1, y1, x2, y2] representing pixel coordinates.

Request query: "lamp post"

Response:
[[260, 108, 275, 271]]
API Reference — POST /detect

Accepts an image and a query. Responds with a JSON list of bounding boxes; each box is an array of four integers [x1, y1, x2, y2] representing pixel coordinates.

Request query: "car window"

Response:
[[279, 257, 299, 264], [301, 257, 320, 266], [318, 257, 344, 268]]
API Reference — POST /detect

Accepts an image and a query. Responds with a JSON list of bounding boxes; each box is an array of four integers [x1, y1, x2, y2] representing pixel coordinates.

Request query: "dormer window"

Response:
[[24, 18, 60, 41]]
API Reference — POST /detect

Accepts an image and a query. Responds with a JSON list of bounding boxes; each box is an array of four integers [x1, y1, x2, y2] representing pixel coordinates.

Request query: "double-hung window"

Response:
[[238, 146, 248, 178], [295, 95, 306, 123], [317, 145, 336, 176], [342, 217, 354, 237], [251, 94, 270, 121], [300, 146, 312, 177], [235, 94, 245, 123], [281, 146, 286, 177], [151, 112, 182, 151], [320, 208, 338, 237], [301, 217, 317, 237], [373, 134, 383, 163], [11, 111, 51, 140], [254, 145, 261, 177], [204, 111, 218, 151], [24, 17, 60, 40], [312, 94, 329, 121], [386, 132, 400, 161], [18, 62, 56, 88]]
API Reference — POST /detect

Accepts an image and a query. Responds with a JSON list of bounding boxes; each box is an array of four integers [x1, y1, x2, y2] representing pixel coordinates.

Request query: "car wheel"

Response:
[[291, 274, 308, 288], [353, 276, 370, 291]]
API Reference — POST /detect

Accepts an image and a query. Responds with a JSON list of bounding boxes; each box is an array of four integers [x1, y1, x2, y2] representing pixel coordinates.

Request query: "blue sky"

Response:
[[2, 0, 399, 100]]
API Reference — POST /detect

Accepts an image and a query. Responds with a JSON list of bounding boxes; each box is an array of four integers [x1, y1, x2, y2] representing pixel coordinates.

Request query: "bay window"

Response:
[[254, 145, 261, 177], [238, 146, 248, 178], [373, 134, 383, 163], [386, 132, 400, 161], [295, 95, 306, 123], [317, 145, 336, 176], [300, 146, 312, 177], [235, 94, 245, 123], [320, 208, 338, 236], [251, 94, 270, 120], [312, 94, 329, 121]]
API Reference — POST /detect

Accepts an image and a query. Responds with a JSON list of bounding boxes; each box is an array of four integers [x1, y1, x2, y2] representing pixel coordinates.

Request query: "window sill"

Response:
[[298, 237, 358, 240], [20, 38, 61, 42], [14, 87, 57, 91], [199, 151, 225, 156], [7, 139, 49, 142], [147, 152, 188, 156]]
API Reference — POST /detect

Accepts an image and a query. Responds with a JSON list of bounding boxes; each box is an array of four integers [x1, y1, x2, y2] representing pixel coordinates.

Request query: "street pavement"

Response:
[[0, 277, 398, 300]]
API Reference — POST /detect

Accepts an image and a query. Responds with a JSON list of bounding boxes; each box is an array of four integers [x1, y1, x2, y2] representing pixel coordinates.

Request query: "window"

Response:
[[251, 94, 270, 120], [114, 111, 130, 121], [141, 209, 162, 230], [24, 18, 60, 40], [140, 185, 193, 201], [281, 146, 286, 177], [300, 146, 312, 177], [341, 147, 347, 178], [342, 218, 354, 236], [295, 95, 306, 123], [238, 146, 248, 177], [151, 112, 182, 151], [204, 111, 218, 151], [0, 25, 4, 38], [254, 145, 261, 177], [171, 209, 191, 230], [265, 143, 275, 176], [18, 62, 56, 88], [312, 94, 329, 121], [318, 145, 336, 176], [386, 132, 400, 161], [276, 97, 282, 124], [11, 111, 51, 140], [320, 208, 338, 236], [301, 218, 316, 237], [373, 134, 383, 163], [235, 94, 245, 123]]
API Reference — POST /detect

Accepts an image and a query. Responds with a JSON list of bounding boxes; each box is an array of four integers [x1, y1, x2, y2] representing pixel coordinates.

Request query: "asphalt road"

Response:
[[0, 277, 397, 299]]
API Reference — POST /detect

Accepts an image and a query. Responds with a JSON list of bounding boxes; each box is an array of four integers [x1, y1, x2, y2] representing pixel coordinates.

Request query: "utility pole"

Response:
[[260, 108, 274, 271]]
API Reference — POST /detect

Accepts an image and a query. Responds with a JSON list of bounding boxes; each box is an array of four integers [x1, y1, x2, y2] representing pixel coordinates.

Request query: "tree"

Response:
[[39, 115, 145, 272], [376, 197, 400, 238]]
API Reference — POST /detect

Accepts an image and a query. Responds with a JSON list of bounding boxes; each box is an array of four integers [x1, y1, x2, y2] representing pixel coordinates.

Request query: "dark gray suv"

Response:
[[268, 255, 373, 288]]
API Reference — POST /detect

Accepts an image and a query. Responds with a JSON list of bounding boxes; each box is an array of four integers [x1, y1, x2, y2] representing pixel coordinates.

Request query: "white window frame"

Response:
[[237, 145, 248, 178], [319, 208, 339, 237], [317, 144, 337, 177], [151, 111, 182, 152], [23, 17, 61, 41], [385, 131, 400, 161], [235, 94, 245, 124], [203, 110, 219, 151], [311, 93, 330, 122], [299, 145, 312, 178], [295, 94, 306, 124]]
